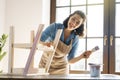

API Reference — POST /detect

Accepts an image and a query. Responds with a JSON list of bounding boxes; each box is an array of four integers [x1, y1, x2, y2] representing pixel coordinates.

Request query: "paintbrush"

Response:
[[84, 46, 99, 57]]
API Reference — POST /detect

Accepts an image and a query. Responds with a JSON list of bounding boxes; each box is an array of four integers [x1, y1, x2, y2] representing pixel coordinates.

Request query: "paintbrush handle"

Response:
[[84, 46, 99, 57]]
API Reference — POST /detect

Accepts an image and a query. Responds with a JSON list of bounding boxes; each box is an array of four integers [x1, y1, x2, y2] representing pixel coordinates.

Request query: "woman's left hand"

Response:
[[82, 50, 92, 58]]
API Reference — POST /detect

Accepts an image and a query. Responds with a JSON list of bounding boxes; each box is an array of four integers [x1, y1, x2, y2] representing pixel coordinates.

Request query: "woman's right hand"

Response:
[[43, 42, 53, 47], [40, 41, 53, 47]]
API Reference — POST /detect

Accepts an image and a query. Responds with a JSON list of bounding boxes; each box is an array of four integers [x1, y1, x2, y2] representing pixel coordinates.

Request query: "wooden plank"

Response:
[[30, 30, 35, 68], [13, 43, 54, 51], [13, 43, 32, 49], [45, 29, 63, 73], [8, 26, 14, 74], [23, 24, 44, 75], [30, 30, 34, 43]]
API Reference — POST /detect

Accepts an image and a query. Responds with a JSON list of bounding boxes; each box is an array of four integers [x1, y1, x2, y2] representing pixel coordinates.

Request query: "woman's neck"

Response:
[[64, 29, 72, 41]]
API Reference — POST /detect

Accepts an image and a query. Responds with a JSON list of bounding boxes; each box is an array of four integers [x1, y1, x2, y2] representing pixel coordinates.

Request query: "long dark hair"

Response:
[[63, 10, 86, 37]]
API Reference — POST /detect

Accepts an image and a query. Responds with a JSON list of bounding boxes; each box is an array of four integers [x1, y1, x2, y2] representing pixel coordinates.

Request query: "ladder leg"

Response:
[[23, 24, 44, 75]]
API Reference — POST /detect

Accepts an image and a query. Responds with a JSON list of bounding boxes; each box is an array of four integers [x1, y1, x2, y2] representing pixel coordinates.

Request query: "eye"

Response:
[[71, 18, 75, 21], [76, 21, 80, 25]]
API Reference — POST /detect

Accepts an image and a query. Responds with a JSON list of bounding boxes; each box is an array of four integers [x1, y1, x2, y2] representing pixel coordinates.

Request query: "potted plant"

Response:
[[0, 34, 8, 73]]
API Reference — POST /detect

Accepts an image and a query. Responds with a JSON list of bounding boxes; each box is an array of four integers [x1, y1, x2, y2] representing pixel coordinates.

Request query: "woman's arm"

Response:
[[40, 23, 63, 47], [68, 50, 92, 64], [40, 23, 57, 42], [68, 53, 83, 64]]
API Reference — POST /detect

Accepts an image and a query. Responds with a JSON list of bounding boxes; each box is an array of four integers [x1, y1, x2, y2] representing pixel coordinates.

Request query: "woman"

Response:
[[39, 10, 92, 75]]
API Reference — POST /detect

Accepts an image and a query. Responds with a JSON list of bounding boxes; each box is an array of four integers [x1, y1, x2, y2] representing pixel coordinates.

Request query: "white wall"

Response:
[[5, 0, 43, 36], [1, 0, 50, 72], [0, 0, 6, 35], [42, 0, 50, 28]]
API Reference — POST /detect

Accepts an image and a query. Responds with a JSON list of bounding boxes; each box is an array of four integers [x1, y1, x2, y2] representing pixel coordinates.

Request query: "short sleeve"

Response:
[[40, 23, 64, 42], [40, 23, 56, 42]]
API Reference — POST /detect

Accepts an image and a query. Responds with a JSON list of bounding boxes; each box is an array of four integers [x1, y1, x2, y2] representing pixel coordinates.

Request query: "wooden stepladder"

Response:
[[8, 24, 62, 76]]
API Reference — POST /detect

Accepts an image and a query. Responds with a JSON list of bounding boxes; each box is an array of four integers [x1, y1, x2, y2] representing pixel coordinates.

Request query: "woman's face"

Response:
[[67, 14, 84, 31]]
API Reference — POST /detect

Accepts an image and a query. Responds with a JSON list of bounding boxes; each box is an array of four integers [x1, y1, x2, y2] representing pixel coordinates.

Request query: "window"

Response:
[[115, 0, 120, 72], [50, 0, 120, 74]]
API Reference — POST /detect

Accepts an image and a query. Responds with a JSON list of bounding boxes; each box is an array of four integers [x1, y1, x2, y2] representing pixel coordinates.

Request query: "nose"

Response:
[[71, 21, 76, 26]]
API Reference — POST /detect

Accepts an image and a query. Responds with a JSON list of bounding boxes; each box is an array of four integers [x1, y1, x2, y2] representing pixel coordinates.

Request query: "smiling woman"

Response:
[[39, 10, 92, 75], [51, 0, 105, 73]]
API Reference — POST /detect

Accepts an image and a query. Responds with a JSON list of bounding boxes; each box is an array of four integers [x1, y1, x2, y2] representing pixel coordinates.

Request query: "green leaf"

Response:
[[0, 52, 6, 61], [2, 34, 8, 40], [0, 34, 8, 61]]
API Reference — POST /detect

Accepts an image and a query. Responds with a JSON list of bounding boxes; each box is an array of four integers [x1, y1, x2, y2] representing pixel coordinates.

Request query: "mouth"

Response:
[[68, 23, 74, 29]]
